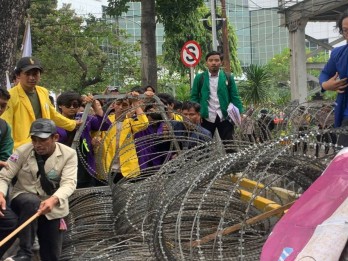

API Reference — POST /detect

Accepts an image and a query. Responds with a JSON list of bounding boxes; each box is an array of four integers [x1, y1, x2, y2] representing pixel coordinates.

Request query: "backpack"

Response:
[[198, 71, 232, 100], [0, 119, 8, 142]]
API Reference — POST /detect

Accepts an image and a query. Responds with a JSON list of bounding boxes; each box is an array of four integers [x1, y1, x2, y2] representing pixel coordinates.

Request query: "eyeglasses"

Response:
[[63, 102, 79, 109]]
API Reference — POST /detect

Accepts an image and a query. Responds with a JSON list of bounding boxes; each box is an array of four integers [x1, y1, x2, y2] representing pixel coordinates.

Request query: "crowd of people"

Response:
[[2, 9, 348, 257], [0, 49, 244, 261]]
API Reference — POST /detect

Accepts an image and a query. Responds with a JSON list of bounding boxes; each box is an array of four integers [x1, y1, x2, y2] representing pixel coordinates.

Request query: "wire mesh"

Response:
[[61, 99, 346, 260]]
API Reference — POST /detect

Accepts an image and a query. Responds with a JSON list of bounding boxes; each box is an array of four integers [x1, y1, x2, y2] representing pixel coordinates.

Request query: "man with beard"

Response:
[[190, 51, 243, 145], [0, 119, 77, 261]]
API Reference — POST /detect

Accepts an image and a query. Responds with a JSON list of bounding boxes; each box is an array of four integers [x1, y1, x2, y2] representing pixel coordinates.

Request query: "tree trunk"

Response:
[[141, 0, 157, 90], [0, 0, 30, 88]]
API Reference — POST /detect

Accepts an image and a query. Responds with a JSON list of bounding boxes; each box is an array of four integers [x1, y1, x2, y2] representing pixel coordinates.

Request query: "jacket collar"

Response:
[[28, 143, 63, 175], [16, 83, 36, 120]]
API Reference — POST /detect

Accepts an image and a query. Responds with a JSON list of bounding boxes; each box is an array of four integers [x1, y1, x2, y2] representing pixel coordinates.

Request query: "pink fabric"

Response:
[[59, 218, 67, 231], [260, 150, 348, 260]]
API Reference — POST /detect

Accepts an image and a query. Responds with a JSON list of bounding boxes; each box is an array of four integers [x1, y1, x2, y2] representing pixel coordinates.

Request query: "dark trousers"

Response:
[[293, 126, 308, 154], [111, 172, 141, 184], [111, 172, 123, 184], [0, 208, 18, 258], [0, 193, 63, 261], [338, 118, 348, 147], [202, 116, 235, 153], [201, 116, 234, 141], [315, 128, 336, 157], [77, 158, 96, 188]]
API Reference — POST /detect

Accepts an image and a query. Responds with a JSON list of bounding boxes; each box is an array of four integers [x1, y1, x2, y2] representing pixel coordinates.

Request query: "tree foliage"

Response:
[[238, 64, 272, 106], [29, 2, 140, 93], [106, 0, 204, 33], [161, 6, 242, 77], [267, 48, 291, 88], [266, 47, 335, 102], [105, 0, 130, 17], [155, 0, 204, 34]]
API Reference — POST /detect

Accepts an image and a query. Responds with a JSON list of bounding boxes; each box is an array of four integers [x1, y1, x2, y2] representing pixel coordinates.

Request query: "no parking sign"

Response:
[[180, 40, 202, 67]]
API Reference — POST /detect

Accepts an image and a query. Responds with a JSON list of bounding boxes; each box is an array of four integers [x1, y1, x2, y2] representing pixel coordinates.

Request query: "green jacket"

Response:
[[0, 121, 13, 162], [190, 70, 243, 119]]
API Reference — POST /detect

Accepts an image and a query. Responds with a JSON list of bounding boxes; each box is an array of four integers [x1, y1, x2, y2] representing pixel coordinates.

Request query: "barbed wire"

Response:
[[61, 97, 345, 260]]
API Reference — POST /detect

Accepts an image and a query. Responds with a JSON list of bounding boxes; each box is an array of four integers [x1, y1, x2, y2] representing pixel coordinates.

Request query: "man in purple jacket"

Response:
[[56, 91, 111, 188]]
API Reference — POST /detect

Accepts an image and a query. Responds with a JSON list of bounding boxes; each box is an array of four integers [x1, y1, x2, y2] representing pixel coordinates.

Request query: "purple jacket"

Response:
[[57, 115, 111, 175], [135, 121, 209, 171], [134, 122, 170, 171]]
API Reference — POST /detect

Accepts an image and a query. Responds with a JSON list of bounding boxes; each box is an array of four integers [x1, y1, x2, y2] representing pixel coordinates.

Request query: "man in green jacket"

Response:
[[190, 51, 243, 143]]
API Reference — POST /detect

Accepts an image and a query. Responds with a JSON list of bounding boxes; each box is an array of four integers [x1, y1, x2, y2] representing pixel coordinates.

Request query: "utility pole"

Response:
[[221, 0, 231, 74], [210, 0, 218, 51]]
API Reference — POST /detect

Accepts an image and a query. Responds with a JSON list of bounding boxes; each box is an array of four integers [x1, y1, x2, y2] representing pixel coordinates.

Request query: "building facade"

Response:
[[58, 0, 342, 66]]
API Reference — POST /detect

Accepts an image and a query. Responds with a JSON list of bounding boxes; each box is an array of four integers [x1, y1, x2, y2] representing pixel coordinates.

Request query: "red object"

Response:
[[180, 40, 202, 67]]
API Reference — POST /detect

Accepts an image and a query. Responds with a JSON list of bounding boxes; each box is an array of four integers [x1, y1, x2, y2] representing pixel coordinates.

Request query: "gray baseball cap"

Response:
[[30, 119, 57, 139]]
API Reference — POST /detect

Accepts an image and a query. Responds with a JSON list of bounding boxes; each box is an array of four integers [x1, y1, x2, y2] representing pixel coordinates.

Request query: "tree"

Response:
[[141, 0, 157, 89], [106, 0, 204, 90], [161, 6, 242, 76], [238, 64, 272, 106], [0, 0, 30, 88], [267, 47, 335, 102], [267, 48, 291, 88], [28, 2, 139, 93]]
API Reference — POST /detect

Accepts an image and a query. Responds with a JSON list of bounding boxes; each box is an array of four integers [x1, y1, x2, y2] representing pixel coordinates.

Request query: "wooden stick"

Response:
[[189, 201, 295, 247], [0, 212, 40, 247]]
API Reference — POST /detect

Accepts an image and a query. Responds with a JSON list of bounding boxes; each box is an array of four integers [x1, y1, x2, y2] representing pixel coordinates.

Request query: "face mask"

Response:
[[149, 112, 162, 121]]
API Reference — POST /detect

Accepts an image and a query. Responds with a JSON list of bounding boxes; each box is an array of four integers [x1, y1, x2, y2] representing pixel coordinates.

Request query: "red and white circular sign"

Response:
[[180, 40, 202, 67]]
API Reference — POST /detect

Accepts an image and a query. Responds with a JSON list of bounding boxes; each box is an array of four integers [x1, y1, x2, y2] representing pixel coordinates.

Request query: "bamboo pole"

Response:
[[188, 201, 295, 247], [0, 212, 40, 247]]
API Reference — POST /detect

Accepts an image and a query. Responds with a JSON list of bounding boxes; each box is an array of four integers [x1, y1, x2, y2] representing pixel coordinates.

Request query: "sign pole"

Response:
[[180, 40, 202, 90], [210, 0, 217, 51], [190, 67, 195, 89]]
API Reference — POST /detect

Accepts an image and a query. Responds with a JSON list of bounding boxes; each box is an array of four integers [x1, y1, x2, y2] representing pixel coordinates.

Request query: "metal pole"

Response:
[[221, 0, 231, 73], [190, 67, 195, 89], [211, 0, 217, 51]]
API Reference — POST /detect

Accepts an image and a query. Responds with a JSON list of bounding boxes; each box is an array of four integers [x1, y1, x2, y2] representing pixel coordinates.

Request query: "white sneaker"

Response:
[[4, 254, 31, 261], [32, 236, 40, 251]]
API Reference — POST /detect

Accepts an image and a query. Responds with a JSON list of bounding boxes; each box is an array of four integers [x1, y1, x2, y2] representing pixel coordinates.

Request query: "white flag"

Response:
[[5, 71, 11, 90], [21, 19, 32, 57]]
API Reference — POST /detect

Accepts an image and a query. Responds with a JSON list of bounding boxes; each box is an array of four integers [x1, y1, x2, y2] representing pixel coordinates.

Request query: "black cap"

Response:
[[30, 119, 57, 139], [15, 57, 43, 73], [260, 109, 268, 114], [108, 86, 119, 92]]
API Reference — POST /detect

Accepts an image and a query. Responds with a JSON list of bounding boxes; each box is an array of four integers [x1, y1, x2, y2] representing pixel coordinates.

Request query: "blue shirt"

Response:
[[319, 44, 348, 127]]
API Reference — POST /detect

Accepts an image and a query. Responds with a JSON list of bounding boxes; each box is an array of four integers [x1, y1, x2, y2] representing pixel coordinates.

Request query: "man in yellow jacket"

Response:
[[1, 57, 78, 150]]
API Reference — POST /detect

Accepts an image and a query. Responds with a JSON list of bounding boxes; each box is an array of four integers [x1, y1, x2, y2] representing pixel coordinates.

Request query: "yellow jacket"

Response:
[[1, 84, 76, 149], [98, 113, 149, 178]]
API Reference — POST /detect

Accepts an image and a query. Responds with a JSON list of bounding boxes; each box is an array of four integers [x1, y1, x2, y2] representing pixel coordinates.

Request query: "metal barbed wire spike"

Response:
[[62, 100, 345, 260]]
